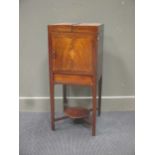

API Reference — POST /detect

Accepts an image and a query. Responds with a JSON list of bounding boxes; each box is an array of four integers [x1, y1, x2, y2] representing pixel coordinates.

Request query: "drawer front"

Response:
[[49, 33, 96, 74], [54, 74, 93, 86]]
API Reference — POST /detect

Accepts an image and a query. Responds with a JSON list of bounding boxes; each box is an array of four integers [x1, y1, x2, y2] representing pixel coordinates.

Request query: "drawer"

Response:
[[54, 74, 93, 86]]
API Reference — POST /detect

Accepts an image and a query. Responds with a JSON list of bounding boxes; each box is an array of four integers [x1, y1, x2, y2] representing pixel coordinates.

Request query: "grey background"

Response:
[[19, 0, 135, 97]]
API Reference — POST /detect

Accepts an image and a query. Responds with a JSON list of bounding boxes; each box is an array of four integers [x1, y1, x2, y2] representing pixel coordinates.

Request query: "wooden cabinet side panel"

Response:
[[97, 25, 104, 80]]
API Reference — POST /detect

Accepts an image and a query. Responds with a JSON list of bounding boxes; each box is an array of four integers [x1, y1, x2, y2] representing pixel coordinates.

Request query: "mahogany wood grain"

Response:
[[54, 74, 93, 86], [50, 33, 95, 74], [64, 107, 89, 119], [48, 23, 103, 136]]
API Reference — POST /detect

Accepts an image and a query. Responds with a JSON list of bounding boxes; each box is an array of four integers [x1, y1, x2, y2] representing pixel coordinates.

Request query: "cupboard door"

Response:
[[50, 33, 95, 74]]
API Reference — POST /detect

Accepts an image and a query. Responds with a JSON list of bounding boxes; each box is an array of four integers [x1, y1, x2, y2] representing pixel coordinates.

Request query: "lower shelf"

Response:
[[64, 107, 89, 119]]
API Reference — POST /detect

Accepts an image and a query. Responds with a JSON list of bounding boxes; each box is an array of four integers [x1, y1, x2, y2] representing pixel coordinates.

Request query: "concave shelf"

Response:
[[64, 107, 89, 119]]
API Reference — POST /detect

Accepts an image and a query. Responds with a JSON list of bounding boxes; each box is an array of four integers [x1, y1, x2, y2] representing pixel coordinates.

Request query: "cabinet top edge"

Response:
[[48, 23, 103, 26], [48, 23, 103, 33]]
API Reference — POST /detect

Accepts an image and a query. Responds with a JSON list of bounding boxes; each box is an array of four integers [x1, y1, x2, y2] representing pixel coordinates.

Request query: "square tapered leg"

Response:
[[50, 78, 55, 130], [63, 85, 68, 110], [98, 76, 102, 116], [92, 83, 97, 136]]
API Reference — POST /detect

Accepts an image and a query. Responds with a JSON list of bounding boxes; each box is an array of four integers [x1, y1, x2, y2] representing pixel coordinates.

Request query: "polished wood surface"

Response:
[[64, 107, 89, 119], [54, 74, 93, 86], [50, 33, 94, 74], [48, 23, 103, 136]]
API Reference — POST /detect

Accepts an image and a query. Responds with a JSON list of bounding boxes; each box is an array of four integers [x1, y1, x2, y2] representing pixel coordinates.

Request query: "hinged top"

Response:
[[48, 23, 103, 33], [51, 23, 102, 26]]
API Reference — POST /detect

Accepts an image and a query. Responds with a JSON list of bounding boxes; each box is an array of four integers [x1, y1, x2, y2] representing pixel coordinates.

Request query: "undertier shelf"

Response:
[[64, 107, 89, 119]]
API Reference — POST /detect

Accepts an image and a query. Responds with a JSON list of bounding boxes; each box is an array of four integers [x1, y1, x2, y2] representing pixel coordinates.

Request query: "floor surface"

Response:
[[19, 112, 135, 155]]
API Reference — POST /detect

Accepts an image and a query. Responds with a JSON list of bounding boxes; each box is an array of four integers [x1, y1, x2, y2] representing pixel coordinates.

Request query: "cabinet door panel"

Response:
[[50, 33, 95, 74]]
